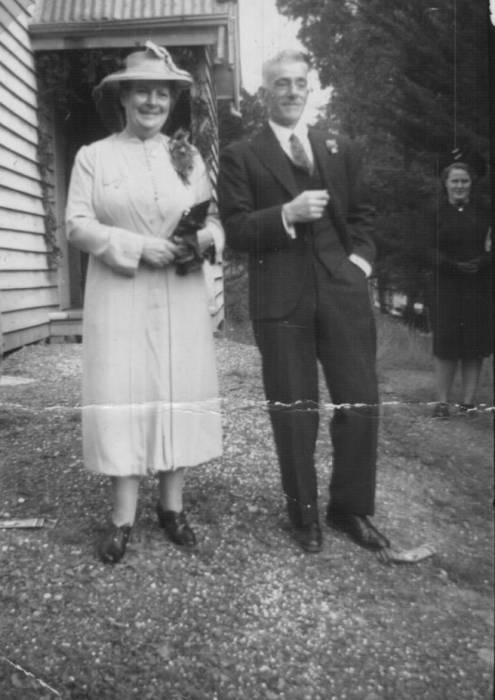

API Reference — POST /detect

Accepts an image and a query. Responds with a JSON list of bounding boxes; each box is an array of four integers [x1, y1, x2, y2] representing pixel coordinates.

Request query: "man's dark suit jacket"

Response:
[[218, 124, 376, 320]]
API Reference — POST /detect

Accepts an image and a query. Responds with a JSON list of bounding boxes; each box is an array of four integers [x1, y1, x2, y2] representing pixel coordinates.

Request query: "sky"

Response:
[[238, 0, 303, 93], [237, 0, 330, 121]]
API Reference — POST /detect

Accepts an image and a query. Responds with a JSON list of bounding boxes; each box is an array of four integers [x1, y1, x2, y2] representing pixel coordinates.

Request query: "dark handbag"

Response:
[[171, 200, 215, 275]]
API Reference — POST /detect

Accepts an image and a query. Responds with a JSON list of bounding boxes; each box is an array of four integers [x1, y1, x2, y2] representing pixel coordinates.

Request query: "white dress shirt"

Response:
[[269, 119, 314, 170], [268, 119, 371, 277]]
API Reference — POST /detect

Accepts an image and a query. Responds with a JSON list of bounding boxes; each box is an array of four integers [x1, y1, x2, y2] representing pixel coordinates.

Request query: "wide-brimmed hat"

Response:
[[93, 42, 192, 132], [93, 41, 193, 98]]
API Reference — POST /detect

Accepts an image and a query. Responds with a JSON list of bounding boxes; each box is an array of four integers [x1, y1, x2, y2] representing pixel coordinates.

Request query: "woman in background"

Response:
[[421, 149, 491, 418], [66, 43, 223, 563]]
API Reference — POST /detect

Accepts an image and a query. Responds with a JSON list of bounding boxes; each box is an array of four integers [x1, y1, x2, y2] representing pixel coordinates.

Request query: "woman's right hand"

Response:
[[141, 238, 185, 268]]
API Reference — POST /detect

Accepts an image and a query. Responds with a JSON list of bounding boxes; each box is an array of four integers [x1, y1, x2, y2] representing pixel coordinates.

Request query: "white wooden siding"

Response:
[[1, 17, 33, 67], [0, 104, 39, 145], [0, 124, 39, 163], [0, 144, 41, 180], [0, 63, 38, 107], [0, 3, 58, 354], [0, 269, 57, 289], [1, 167, 44, 199], [1, 286, 59, 312], [0, 231, 48, 253], [0, 209, 45, 234], [2, 306, 55, 333]]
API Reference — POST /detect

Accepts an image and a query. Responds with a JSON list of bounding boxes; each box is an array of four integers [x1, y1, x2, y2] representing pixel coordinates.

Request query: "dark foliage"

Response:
[[276, 0, 490, 300], [218, 89, 267, 294]]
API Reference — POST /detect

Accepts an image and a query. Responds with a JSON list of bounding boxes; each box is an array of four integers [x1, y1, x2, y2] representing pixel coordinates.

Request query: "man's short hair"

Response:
[[262, 50, 310, 86]]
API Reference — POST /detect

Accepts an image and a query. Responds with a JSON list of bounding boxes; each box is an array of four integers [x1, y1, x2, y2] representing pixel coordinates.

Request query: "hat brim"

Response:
[[93, 71, 192, 97]]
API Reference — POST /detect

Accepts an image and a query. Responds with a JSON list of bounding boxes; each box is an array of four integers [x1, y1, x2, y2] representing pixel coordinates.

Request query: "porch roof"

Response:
[[28, 0, 240, 71], [30, 0, 235, 25]]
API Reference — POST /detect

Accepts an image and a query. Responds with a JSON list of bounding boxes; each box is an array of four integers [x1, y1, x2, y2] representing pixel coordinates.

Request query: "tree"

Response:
[[276, 0, 489, 306], [219, 88, 267, 290], [276, 0, 488, 160]]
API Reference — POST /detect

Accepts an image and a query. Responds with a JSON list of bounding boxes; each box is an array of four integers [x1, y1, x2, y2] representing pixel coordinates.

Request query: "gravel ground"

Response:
[[0, 335, 493, 700]]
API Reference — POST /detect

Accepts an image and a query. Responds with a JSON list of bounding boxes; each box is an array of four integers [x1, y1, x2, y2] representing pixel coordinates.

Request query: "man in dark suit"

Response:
[[218, 50, 389, 554]]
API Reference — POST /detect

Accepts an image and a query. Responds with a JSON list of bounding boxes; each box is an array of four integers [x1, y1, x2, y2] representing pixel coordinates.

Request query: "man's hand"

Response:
[[141, 238, 186, 268], [283, 189, 330, 225]]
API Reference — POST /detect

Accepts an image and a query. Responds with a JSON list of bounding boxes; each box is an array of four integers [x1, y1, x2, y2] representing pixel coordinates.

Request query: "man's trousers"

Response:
[[253, 256, 379, 526]]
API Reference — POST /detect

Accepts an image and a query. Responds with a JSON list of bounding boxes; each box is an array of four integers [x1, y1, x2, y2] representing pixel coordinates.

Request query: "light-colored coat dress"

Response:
[[66, 129, 223, 476]]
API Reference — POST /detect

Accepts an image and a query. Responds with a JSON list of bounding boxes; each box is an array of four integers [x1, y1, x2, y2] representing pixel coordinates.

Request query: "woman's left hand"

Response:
[[141, 237, 186, 268]]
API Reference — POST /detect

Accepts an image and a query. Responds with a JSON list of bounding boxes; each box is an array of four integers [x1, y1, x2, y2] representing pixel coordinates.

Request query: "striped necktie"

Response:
[[289, 133, 313, 174]]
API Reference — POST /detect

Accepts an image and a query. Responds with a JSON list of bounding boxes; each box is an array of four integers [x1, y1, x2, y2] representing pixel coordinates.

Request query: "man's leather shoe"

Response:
[[293, 521, 322, 553], [326, 510, 389, 550], [156, 503, 197, 548], [99, 523, 132, 564]]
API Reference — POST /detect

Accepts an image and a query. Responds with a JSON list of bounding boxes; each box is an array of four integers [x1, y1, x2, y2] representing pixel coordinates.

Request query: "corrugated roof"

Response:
[[30, 0, 235, 24]]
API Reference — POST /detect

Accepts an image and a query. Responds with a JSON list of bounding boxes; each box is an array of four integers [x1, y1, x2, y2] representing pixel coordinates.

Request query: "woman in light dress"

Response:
[[66, 43, 223, 563]]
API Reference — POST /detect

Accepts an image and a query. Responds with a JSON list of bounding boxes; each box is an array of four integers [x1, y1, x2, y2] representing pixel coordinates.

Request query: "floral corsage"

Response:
[[168, 128, 196, 184], [325, 138, 339, 154]]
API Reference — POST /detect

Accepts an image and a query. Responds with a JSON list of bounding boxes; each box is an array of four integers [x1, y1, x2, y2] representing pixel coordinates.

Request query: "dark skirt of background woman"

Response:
[[422, 200, 492, 360]]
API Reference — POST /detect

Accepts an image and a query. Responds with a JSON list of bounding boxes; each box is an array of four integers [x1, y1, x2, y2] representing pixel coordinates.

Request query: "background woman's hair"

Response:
[[440, 161, 473, 185]]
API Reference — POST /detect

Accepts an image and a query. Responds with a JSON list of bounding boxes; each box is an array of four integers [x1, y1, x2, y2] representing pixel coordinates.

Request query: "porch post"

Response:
[[190, 47, 224, 329]]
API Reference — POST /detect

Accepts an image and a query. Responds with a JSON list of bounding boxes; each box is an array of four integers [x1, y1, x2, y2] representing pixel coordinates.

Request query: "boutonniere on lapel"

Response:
[[325, 138, 339, 155]]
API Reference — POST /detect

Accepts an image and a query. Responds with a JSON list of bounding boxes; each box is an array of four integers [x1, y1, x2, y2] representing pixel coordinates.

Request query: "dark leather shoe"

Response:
[[293, 521, 322, 553], [156, 503, 197, 548], [99, 523, 132, 564], [326, 510, 389, 550]]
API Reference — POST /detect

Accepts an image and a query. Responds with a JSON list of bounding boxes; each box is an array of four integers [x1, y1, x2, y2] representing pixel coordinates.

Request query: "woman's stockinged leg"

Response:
[[111, 476, 140, 527], [158, 468, 185, 512], [434, 357, 457, 403], [100, 476, 139, 564], [460, 357, 483, 405], [157, 468, 196, 547]]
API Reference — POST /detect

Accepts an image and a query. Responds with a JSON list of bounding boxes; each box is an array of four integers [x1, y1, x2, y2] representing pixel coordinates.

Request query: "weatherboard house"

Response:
[[0, 0, 240, 355]]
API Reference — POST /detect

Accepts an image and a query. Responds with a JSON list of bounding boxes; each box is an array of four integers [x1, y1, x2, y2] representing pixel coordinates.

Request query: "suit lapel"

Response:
[[250, 125, 299, 198], [308, 129, 339, 197], [308, 129, 348, 239], [248, 125, 349, 244]]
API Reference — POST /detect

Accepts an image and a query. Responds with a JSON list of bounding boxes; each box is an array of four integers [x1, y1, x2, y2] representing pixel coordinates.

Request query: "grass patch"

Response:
[[223, 269, 249, 326], [222, 269, 255, 344], [377, 312, 433, 372], [223, 282, 436, 376]]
